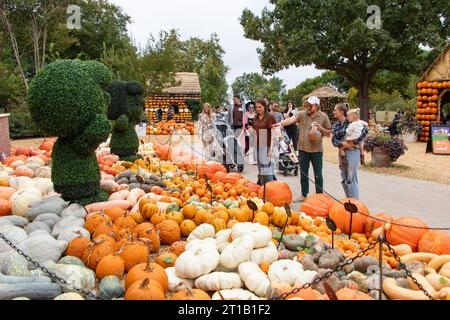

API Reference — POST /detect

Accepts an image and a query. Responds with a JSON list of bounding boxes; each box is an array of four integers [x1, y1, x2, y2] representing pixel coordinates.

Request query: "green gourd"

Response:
[[99, 276, 125, 300]]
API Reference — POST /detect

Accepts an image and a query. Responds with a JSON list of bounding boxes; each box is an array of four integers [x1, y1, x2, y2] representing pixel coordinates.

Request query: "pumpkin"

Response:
[[150, 186, 163, 195], [84, 212, 111, 233], [150, 212, 166, 225], [119, 242, 148, 272], [260, 261, 270, 274], [93, 221, 119, 239], [258, 181, 292, 206], [211, 218, 226, 233], [66, 232, 90, 259], [134, 222, 154, 235], [250, 242, 278, 265], [96, 253, 125, 279], [156, 252, 178, 268], [268, 260, 305, 286], [418, 230, 450, 255], [238, 261, 271, 297], [180, 220, 196, 237], [129, 211, 144, 224], [211, 171, 227, 183], [169, 241, 187, 256], [125, 261, 168, 292], [194, 272, 243, 291], [135, 226, 160, 253], [124, 278, 166, 300], [214, 210, 229, 223], [385, 217, 428, 252], [0, 199, 12, 216], [253, 211, 269, 226], [0, 187, 16, 201], [364, 213, 393, 237], [141, 203, 159, 219], [220, 234, 255, 269], [114, 215, 138, 230], [231, 222, 272, 248], [300, 194, 334, 218], [156, 220, 180, 245], [166, 211, 184, 225], [171, 286, 211, 300], [103, 207, 125, 222], [175, 246, 220, 279], [99, 276, 125, 300], [334, 288, 373, 300], [165, 267, 194, 292], [182, 204, 197, 219], [221, 173, 244, 184], [82, 239, 115, 270], [10, 187, 42, 217], [261, 202, 274, 215], [328, 198, 370, 235], [187, 223, 215, 241]]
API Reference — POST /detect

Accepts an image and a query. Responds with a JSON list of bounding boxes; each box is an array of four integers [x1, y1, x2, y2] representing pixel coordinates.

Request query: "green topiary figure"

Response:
[[27, 60, 113, 205], [107, 80, 145, 162]]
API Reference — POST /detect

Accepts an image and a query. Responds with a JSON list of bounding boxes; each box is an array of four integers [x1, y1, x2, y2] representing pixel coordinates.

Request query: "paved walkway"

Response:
[[239, 160, 450, 228]]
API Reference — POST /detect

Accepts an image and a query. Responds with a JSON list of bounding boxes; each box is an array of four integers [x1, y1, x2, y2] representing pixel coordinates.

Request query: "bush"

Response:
[[364, 133, 408, 162], [185, 99, 202, 121], [7, 105, 45, 139]]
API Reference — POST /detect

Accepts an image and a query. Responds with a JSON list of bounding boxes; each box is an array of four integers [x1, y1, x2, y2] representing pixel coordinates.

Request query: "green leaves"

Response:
[[231, 72, 286, 102]]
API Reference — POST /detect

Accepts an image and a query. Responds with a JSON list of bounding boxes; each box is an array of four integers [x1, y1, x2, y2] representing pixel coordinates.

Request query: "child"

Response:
[[279, 133, 299, 164], [340, 109, 368, 162]]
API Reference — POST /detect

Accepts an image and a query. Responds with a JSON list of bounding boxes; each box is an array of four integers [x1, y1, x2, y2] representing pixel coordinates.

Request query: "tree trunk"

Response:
[[0, 10, 28, 91], [357, 78, 370, 122]]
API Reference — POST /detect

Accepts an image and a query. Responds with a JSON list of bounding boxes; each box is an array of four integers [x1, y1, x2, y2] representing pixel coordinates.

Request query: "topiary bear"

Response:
[[27, 60, 113, 205], [107, 80, 145, 162]]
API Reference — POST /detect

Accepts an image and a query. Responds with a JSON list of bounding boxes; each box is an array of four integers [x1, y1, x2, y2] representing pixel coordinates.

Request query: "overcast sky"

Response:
[[108, 0, 323, 91]]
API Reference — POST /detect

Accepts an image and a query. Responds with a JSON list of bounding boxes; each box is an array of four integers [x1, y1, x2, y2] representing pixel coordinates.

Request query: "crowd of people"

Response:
[[196, 95, 369, 202]]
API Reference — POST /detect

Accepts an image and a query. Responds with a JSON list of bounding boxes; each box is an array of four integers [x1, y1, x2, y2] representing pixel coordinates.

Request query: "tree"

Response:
[[285, 71, 349, 105], [232, 72, 286, 102], [241, 0, 450, 120]]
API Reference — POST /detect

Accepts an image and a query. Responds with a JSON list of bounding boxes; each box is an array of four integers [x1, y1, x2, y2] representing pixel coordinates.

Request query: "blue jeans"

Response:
[[256, 146, 276, 185], [339, 148, 360, 199]]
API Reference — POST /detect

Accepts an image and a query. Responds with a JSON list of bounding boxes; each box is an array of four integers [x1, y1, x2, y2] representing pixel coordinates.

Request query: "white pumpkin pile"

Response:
[[170, 222, 318, 300], [0, 196, 97, 300]]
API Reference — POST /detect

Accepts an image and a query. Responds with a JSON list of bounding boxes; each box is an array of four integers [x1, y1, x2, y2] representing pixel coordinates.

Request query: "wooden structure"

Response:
[[416, 44, 450, 142], [0, 114, 11, 161], [145, 72, 201, 123], [303, 86, 347, 121]]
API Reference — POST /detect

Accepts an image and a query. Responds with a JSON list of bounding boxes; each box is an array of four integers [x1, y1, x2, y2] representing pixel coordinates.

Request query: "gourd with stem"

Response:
[[247, 200, 258, 222], [277, 204, 292, 250]]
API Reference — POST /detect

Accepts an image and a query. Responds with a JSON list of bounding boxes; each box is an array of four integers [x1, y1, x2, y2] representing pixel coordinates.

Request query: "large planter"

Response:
[[371, 147, 393, 167], [401, 132, 418, 143]]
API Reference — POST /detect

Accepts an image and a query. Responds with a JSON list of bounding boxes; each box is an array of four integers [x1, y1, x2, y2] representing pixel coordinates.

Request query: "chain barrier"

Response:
[[0, 232, 101, 300], [271, 239, 379, 300], [383, 239, 435, 300]]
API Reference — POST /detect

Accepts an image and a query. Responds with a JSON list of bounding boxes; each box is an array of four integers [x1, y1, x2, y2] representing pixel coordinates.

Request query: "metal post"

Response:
[[378, 236, 383, 301]]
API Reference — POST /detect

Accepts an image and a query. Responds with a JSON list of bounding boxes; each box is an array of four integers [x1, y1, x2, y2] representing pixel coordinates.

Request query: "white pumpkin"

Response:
[[194, 272, 242, 291], [175, 247, 220, 279], [231, 222, 272, 248], [185, 238, 217, 253], [250, 241, 278, 265], [212, 288, 259, 300], [238, 261, 270, 297], [26, 156, 46, 167], [10, 160, 26, 169], [35, 167, 51, 179], [8, 176, 34, 190], [0, 171, 10, 182], [10, 187, 42, 216], [187, 223, 215, 241], [25, 162, 42, 172], [18, 234, 67, 264], [54, 293, 85, 300], [294, 270, 318, 286], [33, 178, 54, 195], [220, 234, 255, 269], [165, 267, 194, 292], [215, 229, 232, 253], [268, 260, 304, 286], [0, 225, 27, 254]]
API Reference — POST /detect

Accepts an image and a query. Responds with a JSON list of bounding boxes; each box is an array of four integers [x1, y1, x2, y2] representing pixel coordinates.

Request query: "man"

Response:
[[281, 96, 331, 202], [226, 95, 245, 165]]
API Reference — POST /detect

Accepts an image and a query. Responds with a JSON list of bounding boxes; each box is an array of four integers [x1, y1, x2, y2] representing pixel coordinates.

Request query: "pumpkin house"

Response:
[[416, 44, 450, 142], [145, 72, 201, 124], [302, 86, 347, 121]]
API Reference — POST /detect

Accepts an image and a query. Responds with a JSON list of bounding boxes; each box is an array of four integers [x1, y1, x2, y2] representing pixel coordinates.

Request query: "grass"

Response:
[[322, 138, 450, 185]]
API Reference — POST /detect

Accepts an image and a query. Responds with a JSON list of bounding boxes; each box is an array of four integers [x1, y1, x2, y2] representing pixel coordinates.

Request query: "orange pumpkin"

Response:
[[125, 261, 168, 292], [385, 217, 428, 252], [169, 241, 187, 256], [171, 288, 210, 300], [182, 204, 197, 219], [156, 220, 181, 245], [156, 252, 177, 268], [258, 181, 292, 206], [211, 218, 226, 232], [0, 199, 12, 216], [328, 198, 370, 235], [334, 288, 373, 300], [364, 213, 393, 238], [418, 230, 450, 255], [66, 232, 90, 259], [119, 242, 148, 272], [124, 278, 165, 300], [300, 194, 334, 218], [180, 220, 196, 237], [96, 253, 125, 279]]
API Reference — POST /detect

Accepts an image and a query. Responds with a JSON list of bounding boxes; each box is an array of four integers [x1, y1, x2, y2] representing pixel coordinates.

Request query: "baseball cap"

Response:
[[307, 96, 320, 106]]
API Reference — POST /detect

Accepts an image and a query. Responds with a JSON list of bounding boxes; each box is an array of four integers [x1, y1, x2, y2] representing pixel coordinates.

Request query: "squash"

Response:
[[18, 233, 67, 263], [170, 287, 210, 300], [383, 278, 431, 300], [258, 181, 292, 206], [231, 222, 272, 248], [125, 278, 165, 300], [400, 253, 438, 263], [220, 235, 255, 269], [187, 223, 215, 241], [249, 242, 278, 265], [42, 261, 96, 293], [418, 230, 450, 255], [0, 215, 29, 228], [165, 267, 194, 292], [10, 187, 43, 217], [406, 273, 436, 296], [0, 283, 62, 300], [175, 246, 220, 279], [428, 255, 450, 271], [238, 261, 270, 297], [0, 225, 27, 254], [33, 213, 61, 229], [385, 217, 428, 251], [328, 198, 370, 235], [215, 229, 232, 253], [125, 261, 168, 292], [334, 288, 373, 300], [425, 274, 450, 291], [156, 252, 177, 268], [0, 199, 12, 216], [99, 276, 125, 300], [0, 273, 52, 284], [57, 256, 86, 268], [52, 216, 85, 238], [26, 196, 68, 221], [96, 253, 125, 280], [211, 289, 259, 300], [268, 260, 305, 286], [57, 226, 90, 243], [300, 193, 334, 218], [156, 220, 181, 245], [194, 272, 243, 291]]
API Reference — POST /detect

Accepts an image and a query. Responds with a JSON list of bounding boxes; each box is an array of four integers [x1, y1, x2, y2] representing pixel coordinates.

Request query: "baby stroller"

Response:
[[211, 117, 245, 173], [276, 129, 299, 176]]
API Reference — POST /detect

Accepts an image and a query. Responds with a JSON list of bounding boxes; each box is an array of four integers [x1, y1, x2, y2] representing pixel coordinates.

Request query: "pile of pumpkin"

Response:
[[146, 120, 195, 136]]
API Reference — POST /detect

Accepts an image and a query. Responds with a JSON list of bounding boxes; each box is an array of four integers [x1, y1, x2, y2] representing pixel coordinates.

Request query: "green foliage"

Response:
[[185, 99, 202, 121], [369, 90, 416, 112], [107, 80, 144, 160], [7, 105, 45, 139], [27, 59, 112, 204], [240, 0, 450, 119], [231, 72, 286, 102]]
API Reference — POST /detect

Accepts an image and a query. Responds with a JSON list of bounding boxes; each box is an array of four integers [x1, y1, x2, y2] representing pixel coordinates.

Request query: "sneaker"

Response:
[[293, 195, 307, 203]]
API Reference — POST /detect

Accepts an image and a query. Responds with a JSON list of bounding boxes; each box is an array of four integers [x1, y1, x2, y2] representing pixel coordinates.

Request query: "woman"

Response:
[[243, 102, 257, 164], [199, 103, 216, 160], [253, 99, 278, 185], [331, 103, 368, 199], [283, 101, 299, 151]]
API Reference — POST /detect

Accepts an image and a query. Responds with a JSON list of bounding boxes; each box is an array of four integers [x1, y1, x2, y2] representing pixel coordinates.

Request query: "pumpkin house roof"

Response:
[[421, 44, 450, 82], [303, 86, 347, 101], [162, 72, 201, 95]]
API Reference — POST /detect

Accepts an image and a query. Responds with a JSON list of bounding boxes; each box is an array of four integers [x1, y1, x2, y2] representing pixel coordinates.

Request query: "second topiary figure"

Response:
[[107, 80, 145, 161]]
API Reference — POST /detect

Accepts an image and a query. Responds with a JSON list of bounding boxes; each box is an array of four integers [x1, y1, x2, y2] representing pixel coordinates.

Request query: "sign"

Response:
[[431, 125, 450, 155]]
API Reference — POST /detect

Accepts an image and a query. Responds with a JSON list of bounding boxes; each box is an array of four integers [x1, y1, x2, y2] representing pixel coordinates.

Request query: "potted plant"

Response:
[[398, 112, 422, 143], [364, 133, 408, 167]]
